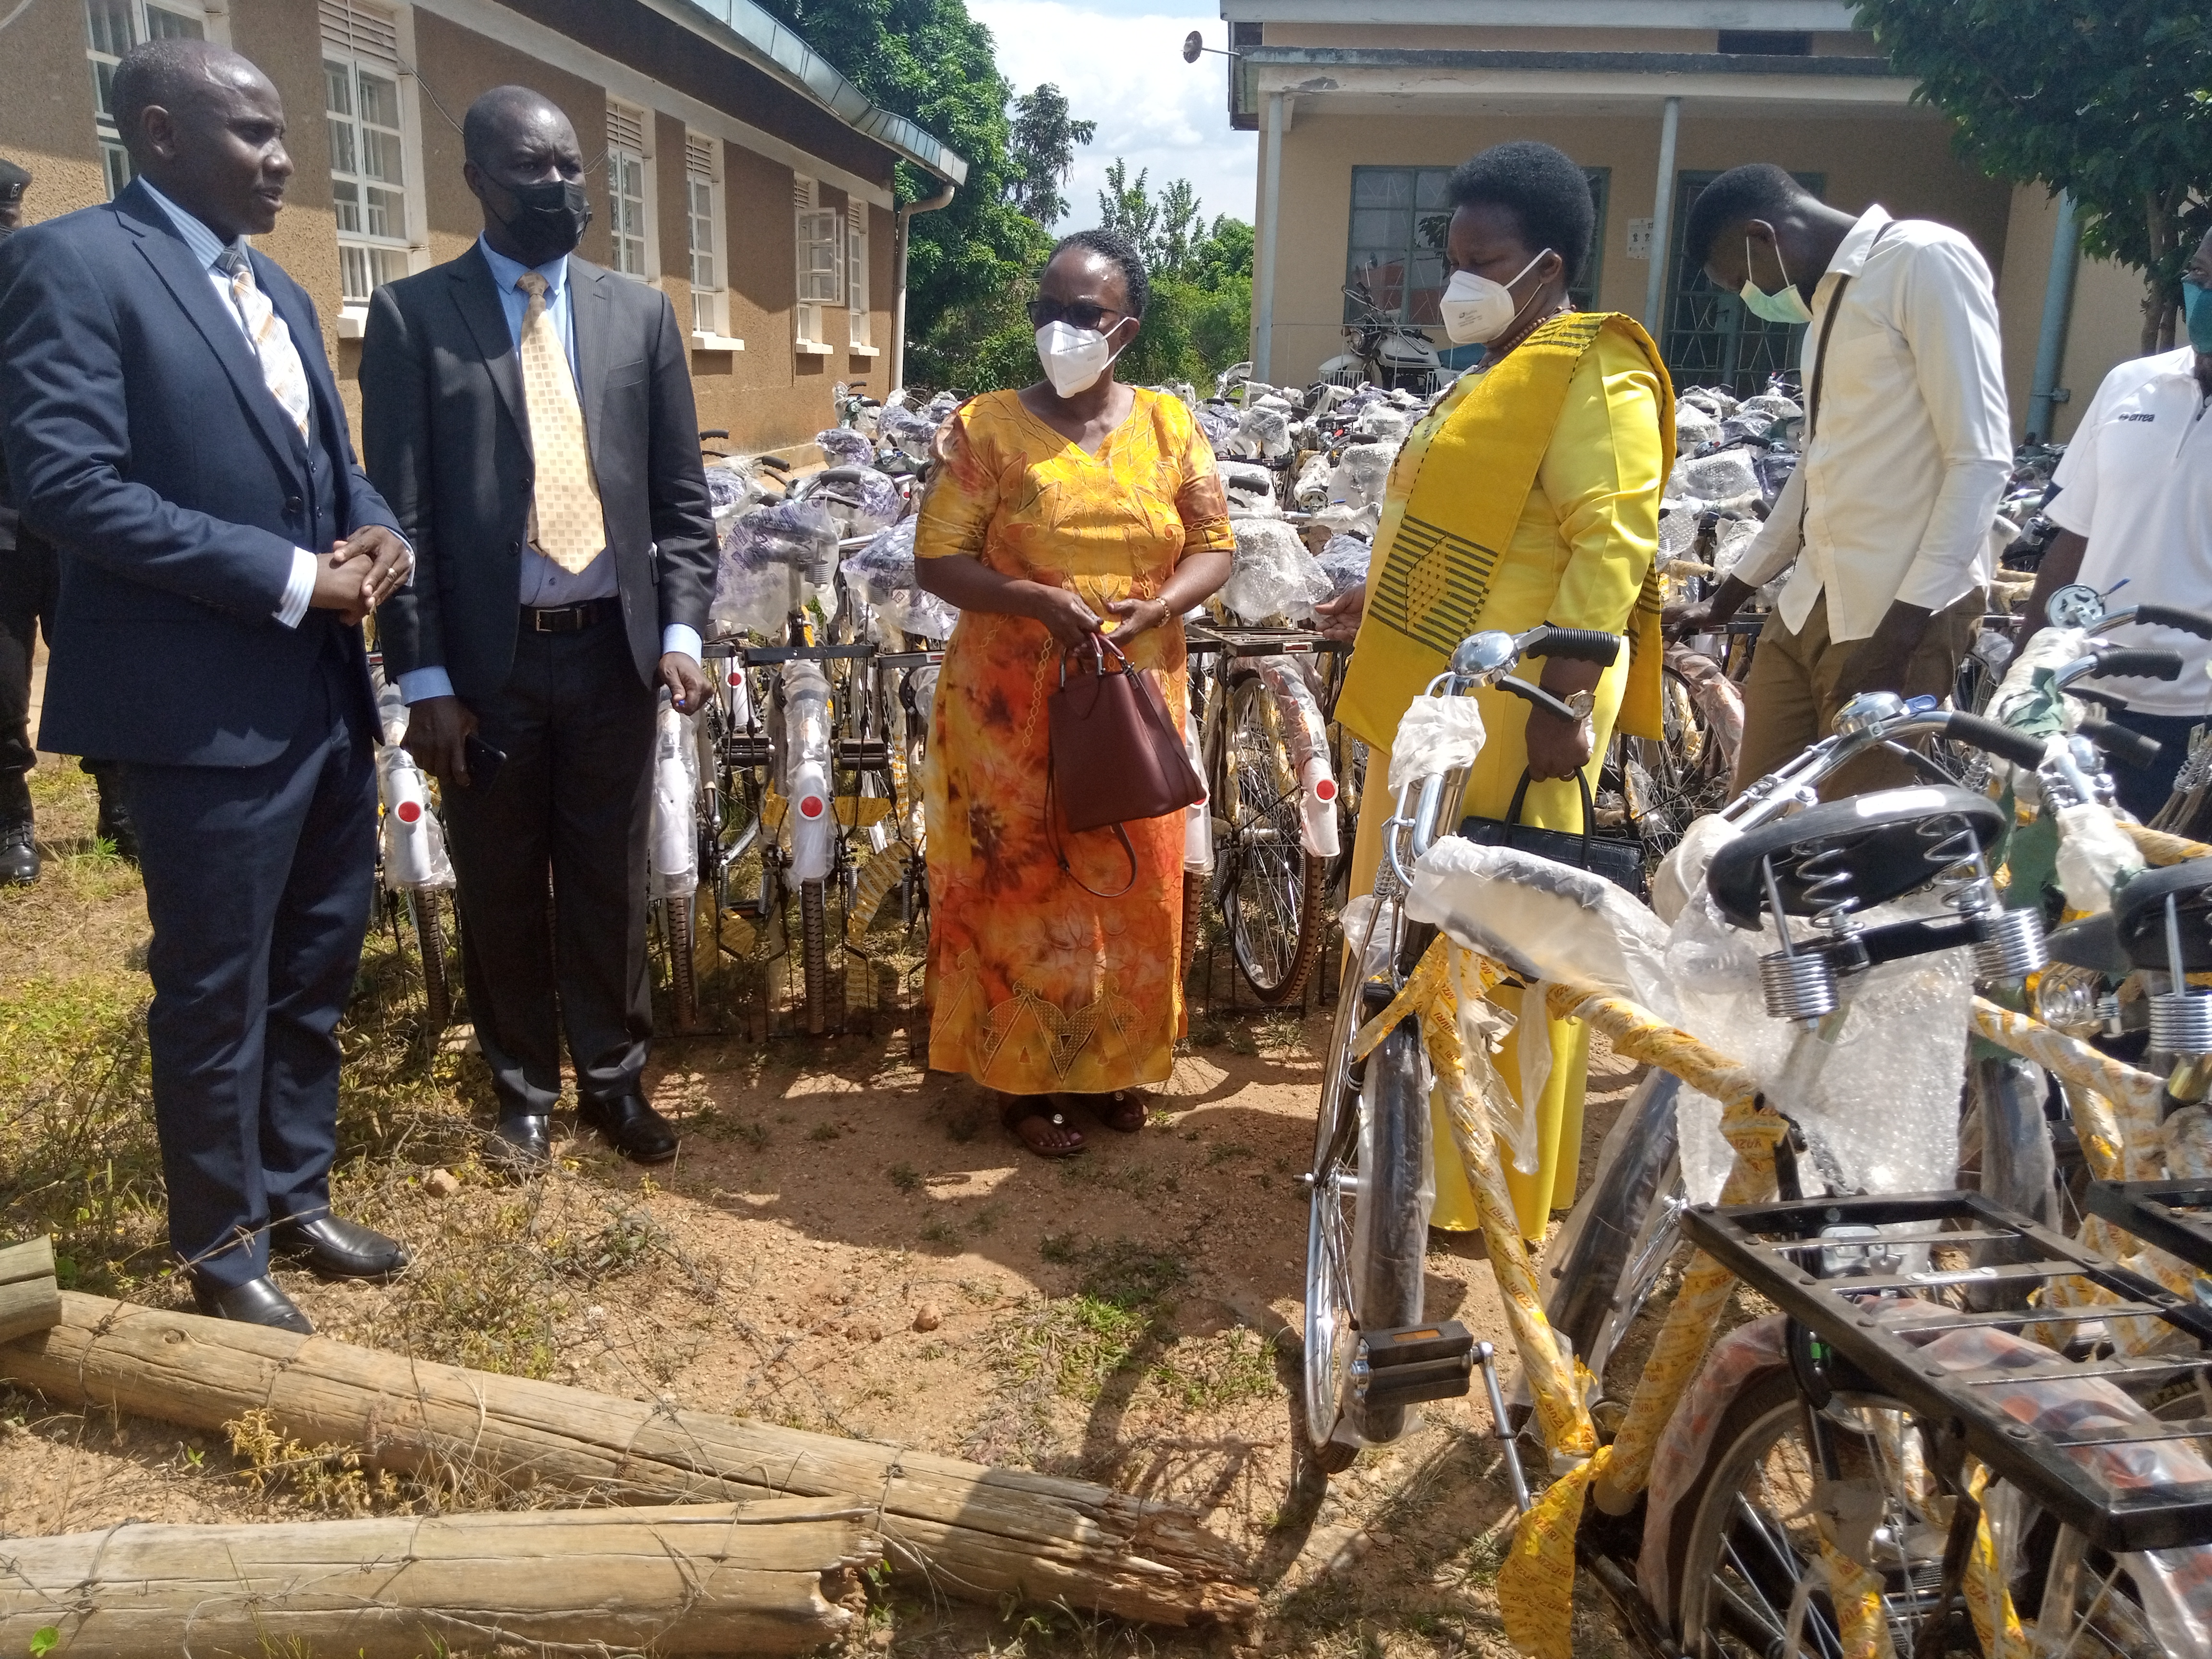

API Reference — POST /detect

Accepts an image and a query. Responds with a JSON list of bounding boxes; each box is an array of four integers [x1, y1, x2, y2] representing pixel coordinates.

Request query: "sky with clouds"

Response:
[[966, 0, 1259, 236]]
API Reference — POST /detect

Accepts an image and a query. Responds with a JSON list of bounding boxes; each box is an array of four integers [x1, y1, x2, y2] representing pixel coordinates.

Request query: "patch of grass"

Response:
[[1038, 1231, 1081, 1265], [808, 1121, 842, 1143], [226, 1407, 404, 1516], [970, 1201, 1004, 1237], [734, 1118, 770, 1151], [944, 1104, 984, 1143], [919, 1217, 961, 1249], [888, 1161, 924, 1193], [1204, 1140, 1255, 1167], [1150, 1325, 1275, 1412]]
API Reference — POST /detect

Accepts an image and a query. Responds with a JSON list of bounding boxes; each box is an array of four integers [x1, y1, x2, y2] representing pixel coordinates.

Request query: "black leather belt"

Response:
[[522, 597, 620, 634]]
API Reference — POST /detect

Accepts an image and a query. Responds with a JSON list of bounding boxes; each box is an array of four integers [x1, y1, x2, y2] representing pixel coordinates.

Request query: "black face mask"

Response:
[[491, 176, 590, 265]]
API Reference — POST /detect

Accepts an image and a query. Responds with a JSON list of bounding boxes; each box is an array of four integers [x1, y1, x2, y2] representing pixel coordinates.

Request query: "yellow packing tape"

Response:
[[1498, 1445, 1609, 1659]]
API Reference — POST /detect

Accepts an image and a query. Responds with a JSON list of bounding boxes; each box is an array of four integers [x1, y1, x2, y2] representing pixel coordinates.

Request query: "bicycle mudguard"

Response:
[[1251, 653, 1339, 857]]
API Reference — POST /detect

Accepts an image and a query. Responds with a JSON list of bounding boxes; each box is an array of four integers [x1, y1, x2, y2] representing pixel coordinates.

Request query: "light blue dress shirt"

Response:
[[397, 235, 700, 706], [139, 179, 319, 629]]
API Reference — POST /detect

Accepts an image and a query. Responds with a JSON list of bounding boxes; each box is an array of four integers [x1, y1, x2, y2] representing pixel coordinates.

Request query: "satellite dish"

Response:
[[1182, 29, 1203, 63]]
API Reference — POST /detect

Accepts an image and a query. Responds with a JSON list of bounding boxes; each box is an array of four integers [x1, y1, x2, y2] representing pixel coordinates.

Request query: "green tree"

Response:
[[753, 0, 1047, 374], [1007, 84, 1095, 228], [1851, 0, 2212, 351], [1096, 159, 1161, 251], [1154, 178, 1202, 278]]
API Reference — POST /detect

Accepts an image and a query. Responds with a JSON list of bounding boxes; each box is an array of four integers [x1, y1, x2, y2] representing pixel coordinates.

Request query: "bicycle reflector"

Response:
[[396, 800, 422, 824], [1312, 776, 1338, 802], [798, 794, 827, 820]]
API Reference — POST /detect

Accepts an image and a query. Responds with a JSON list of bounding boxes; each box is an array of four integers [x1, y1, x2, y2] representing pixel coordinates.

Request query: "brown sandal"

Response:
[[1063, 1090, 1148, 1133], [999, 1093, 1085, 1158]]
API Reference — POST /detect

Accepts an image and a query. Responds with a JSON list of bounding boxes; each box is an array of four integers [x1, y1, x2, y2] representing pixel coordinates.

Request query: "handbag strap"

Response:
[[1045, 766, 1139, 900], [1505, 767, 1602, 865]]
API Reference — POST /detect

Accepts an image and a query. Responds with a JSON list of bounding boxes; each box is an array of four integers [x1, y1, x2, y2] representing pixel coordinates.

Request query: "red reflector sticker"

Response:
[[1314, 778, 1338, 801], [799, 795, 826, 819], [397, 800, 422, 823]]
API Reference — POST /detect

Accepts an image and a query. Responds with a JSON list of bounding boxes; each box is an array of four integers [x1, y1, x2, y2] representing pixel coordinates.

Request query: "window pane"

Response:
[[1349, 209, 1400, 251], [102, 141, 131, 199], [327, 117, 355, 177], [144, 7, 202, 40], [361, 128, 401, 185], [1352, 169, 1410, 209], [1406, 252, 1446, 324], [332, 178, 361, 232], [339, 243, 369, 304], [84, 0, 132, 57], [91, 58, 116, 120], [369, 247, 406, 289], [324, 60, 352, 118], [356, 70, 397, 129], [1415, 169, 1452, 210], [364, 185, 401, 239]]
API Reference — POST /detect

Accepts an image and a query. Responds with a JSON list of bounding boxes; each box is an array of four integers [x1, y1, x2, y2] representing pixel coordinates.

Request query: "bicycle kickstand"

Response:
[[1475, 1340, 1531, 1514]]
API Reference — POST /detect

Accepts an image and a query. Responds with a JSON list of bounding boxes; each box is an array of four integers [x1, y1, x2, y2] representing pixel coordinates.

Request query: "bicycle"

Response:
[[365, 651, 457, 1032]]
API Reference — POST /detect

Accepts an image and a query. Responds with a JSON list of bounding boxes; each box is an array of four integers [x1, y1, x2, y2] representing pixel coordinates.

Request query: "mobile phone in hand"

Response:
[[463, 732, 507, 788]]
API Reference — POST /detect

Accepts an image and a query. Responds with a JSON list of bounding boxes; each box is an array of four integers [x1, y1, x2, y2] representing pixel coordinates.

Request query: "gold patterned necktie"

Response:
[[212, 247, 311, 440], [515, 270, 604, 575]]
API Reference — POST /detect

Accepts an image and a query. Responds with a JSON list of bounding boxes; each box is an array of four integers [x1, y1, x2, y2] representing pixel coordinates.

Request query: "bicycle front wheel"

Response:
[[1304, 972, 1429, 1470], [406, 889, 454, 1032], [1219, 674, 1325, 1005]]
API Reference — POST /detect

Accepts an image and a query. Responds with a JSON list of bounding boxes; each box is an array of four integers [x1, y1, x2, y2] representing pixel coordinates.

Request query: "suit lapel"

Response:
[[450, 245, 530, 456], [569, 259, 612, 478], [116, 185, 302, 476]]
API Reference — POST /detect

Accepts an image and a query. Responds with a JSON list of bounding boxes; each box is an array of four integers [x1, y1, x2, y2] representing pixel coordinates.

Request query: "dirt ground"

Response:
[[0, 751, 1645, 1658]]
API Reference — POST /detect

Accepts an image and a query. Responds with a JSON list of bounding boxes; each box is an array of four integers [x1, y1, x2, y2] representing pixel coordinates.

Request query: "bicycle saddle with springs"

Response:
[[1705, 785, 2032, 1021]]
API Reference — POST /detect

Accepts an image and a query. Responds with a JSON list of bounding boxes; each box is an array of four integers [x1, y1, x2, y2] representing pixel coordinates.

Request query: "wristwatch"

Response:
[[1554, 689, 1596, 721]]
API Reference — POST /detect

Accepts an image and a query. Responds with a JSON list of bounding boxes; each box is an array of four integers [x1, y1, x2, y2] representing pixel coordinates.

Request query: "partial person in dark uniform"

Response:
[[0, 156, 134, 885]]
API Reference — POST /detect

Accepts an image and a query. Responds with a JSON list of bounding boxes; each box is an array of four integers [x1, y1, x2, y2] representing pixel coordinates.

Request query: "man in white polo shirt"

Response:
[[2015, 227, 2212, 819]]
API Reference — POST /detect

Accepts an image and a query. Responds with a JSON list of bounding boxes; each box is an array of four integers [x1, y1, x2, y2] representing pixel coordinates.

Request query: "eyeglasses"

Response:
[[1027, 298, 1126, 332]]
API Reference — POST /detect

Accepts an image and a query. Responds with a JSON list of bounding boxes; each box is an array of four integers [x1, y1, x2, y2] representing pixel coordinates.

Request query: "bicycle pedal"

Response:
[[1351, 1320, 1475, 1407], [836, 740, 890, 768]]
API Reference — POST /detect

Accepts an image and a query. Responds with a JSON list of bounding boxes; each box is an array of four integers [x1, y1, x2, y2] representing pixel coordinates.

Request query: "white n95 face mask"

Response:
[[1436, 252, 1549, 346], [1035, 320, 1126, 397]]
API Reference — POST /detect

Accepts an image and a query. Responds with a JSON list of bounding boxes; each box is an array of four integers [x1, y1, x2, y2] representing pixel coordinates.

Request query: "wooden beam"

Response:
[[0, 1238, 60, 1345], [0, 1499, 873, 1658], [3, 1294, 1256, 1628]]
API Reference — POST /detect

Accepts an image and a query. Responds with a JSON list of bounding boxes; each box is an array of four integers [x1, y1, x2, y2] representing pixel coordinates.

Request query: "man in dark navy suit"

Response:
[[0, 40, 414, 1331]]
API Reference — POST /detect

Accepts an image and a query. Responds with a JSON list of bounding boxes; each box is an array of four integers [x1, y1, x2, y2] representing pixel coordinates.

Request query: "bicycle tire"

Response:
[[1219, 673, 1325, 1005], [1303, 986, 1429, 1469], [664, 888, 699, 1034], [1671, 1368, 1980, 1658], [407, 890, 453, 1032], [800, 876, 830, 1035], [1179, 867, 1206, 981]]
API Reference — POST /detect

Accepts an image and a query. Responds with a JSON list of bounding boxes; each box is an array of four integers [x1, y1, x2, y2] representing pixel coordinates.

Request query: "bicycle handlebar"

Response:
[[1941, 710, 2050, 772], [2078, 647, 2185, 683], [2076, 718, 2162, 769], [1519, 624, 1622, 668], [2128, 603, 2212, 640]]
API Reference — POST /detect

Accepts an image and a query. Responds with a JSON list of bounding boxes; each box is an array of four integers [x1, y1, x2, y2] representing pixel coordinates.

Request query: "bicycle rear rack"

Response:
[[1683, 1190, 2212, 1554], [2085, 1178, 2212, 1272]]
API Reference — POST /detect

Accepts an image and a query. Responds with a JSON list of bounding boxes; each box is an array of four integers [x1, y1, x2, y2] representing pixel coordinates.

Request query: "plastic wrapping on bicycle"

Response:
[[1683, 1189, 2212, 1554], [2084, 646, 2186, 681], [1515, 624, 1621, 667], [1940, 709, 2050, 770], [2129, 602, 2212, 639], [2075, 716, 2162, 769]]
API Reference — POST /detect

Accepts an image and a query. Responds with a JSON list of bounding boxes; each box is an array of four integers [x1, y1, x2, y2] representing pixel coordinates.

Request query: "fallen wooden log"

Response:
[[0, 1498, 873, 1658], [0, 1238, 60, 1345], [4, 1293, 1256, 1627]]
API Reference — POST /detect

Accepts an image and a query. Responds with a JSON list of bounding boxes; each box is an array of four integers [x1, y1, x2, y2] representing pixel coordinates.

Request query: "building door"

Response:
[[1659, 170, 1823, 395]]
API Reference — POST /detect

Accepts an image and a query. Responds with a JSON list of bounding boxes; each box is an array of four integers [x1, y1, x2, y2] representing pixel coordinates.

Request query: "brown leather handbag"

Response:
[[1046, 632, 1205, 898]]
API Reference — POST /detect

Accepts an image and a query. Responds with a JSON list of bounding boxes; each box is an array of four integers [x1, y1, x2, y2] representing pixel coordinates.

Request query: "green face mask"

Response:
[[2186, 280, 2212, 356], [1740, 235, 1813, 326]]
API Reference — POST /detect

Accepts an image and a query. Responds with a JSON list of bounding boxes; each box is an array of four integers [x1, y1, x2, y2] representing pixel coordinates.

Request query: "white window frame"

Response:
[[845, 200, 876, 356], [323, 0, 425, 336], [793, 176, 840, 355], [685, 132, 741, 352], [85, 0, 221, 199], [605, 101, 657, 282]]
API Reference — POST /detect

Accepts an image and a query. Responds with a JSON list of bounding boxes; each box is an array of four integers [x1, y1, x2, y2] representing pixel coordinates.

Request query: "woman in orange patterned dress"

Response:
[[914, 231, 1234, 1157]]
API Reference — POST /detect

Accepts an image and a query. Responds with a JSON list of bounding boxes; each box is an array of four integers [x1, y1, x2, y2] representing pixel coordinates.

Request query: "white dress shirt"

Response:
[[138, 179, 319, 629], [2046, 348, 2212, 718], [1734, 206, 2012, 643], [397, 235, 700, 705]]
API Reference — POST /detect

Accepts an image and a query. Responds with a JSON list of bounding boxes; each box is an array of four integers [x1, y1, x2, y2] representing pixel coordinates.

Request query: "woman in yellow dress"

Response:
[[914, 230, 1235, 1158], [1316, 141, 1674, 1241]]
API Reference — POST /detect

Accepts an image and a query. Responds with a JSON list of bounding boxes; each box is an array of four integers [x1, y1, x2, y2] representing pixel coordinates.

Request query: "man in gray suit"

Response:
[[361, 86, 716, 1170]]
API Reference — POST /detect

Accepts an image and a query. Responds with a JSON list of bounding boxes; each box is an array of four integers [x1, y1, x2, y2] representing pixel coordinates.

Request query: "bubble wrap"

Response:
[[1293, 451, 1333, 509], [1316, 534, 1371, 599], [1658, 503, 1699, 563], [815, 427, 875, 468], [1739, 392, 1803, 421], [1222, 517, 1330, 622], [1681, 385, 1738, 419], [704, 462, 751, 519], [1709, 517, 1763, 580], [1673, 402, 1719, 452], [1195, 403, 1241, 450], [879, 404, 937, 461], [1234, 404, 1293, 459], [1351, 404, 1412, 445], [736, 499, 838, 578], [1330, 442, 1397, 509], [709, 543, 791, 639], [841, 519, 918, 601], [648, 703, 699, 896], [926, 391, 961, 420], [1676, 447, 1762, 503], [877, 586, 959, 641], [1310, 501, 1382, 540], [1715, 409, 1778, 446]]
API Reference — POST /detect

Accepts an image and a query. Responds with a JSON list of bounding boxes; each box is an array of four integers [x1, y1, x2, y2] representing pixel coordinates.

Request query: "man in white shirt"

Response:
[[1666, 164, 2012, 795], [2012, 228, 2212, 819]]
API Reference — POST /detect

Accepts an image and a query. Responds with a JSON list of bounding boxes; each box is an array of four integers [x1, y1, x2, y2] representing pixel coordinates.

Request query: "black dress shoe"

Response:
[[93, 778, 138, 863], [490, 1113, 554, 1172], [273, 1214, 411, 1279], [0, 821, 36, 887], [192, 1274, 314, 1334], [578, 1091, 679, 1163]]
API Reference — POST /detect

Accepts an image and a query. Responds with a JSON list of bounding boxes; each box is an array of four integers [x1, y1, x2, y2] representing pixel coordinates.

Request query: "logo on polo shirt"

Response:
[[2117, 411, 2157, 422]]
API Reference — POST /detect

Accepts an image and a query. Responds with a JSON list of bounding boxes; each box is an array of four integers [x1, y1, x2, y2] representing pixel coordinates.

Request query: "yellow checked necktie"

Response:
[[213, 247, 311, 440], [515, 270, 605, 575]]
